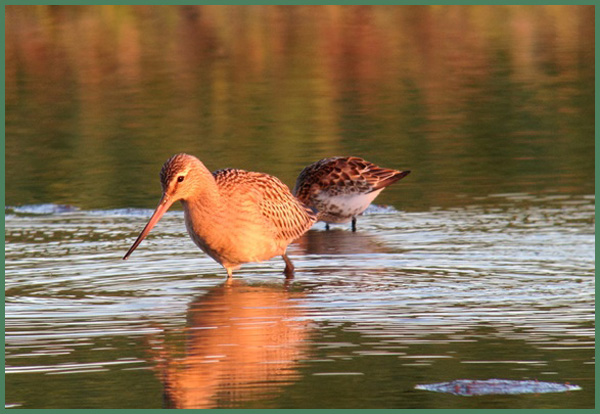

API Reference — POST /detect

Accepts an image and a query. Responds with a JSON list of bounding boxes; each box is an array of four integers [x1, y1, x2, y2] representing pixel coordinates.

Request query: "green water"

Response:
[[5, 5, 595, 409]]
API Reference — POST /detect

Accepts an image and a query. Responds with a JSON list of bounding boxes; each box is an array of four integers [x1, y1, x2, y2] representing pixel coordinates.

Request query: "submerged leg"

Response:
[[351, 217, 357, 232], [282, 254, 295, 278], [226, 267, 233, 279]]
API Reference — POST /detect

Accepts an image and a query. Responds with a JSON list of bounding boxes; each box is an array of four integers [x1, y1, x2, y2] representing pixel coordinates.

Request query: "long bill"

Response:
[[123, 194, 174, 260]]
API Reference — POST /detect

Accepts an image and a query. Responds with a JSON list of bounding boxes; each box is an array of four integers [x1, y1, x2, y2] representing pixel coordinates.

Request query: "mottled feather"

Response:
[[213, 168, 316, 243], [125, 153, 316, 279], [293, 156, 410, 226]]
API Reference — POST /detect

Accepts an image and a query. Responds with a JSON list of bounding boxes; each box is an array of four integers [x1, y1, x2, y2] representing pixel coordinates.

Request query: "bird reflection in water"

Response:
[[294, 228, 390, 256], [290, 229, 398, 286], [151, 281, 310, 409]]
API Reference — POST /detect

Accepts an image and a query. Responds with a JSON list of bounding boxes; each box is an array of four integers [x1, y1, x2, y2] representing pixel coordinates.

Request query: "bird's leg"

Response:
[[325, 223, 330, 231], [226, 267, 233, 280], [282, 254, 295, 278], [351, 217, 357, 232]]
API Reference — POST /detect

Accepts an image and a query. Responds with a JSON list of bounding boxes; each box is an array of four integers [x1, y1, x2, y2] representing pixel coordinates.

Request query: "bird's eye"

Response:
[[177, 176, 185, 183]]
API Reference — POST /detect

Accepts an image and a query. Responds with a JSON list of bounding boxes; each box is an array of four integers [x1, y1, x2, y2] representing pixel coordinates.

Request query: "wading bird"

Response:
[[293, 156, 410, 231], [123, 154, 316, 279]]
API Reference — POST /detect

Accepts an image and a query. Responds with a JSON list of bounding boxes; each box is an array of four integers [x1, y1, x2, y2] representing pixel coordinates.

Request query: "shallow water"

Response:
[[5, 194, 594, 409], [5, 4, 595, 409]]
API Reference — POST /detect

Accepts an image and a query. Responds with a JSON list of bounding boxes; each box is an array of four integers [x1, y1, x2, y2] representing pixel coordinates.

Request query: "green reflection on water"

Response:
[[5, 5, 594, 211], [5, 335, 163, 409]]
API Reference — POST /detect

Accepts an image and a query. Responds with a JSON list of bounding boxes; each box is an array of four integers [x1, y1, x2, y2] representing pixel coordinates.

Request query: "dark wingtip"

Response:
[[373, 169, 411, 190]]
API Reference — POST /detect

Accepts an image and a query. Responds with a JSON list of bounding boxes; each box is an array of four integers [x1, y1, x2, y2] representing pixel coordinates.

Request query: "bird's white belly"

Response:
[[316, 189, 383, 222]]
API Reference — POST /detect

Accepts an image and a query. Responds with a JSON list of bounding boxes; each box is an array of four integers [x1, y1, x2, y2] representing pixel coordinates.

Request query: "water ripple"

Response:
[[5, 195, 595, 407]]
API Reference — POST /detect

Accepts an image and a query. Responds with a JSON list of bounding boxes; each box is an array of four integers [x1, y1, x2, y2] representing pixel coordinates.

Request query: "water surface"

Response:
[[4, 5, 595, 409], [5, 195, 594, 409]]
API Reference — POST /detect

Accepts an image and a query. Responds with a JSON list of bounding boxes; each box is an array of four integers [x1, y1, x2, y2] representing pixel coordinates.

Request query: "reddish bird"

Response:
[[124, 154, 316, 278]]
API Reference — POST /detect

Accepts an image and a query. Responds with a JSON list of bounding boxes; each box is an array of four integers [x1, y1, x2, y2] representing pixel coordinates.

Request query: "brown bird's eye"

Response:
[[177, 176, 185, 183]]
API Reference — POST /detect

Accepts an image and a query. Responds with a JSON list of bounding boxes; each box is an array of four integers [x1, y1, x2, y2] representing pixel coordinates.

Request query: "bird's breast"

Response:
[[182, 201, 283, 266]]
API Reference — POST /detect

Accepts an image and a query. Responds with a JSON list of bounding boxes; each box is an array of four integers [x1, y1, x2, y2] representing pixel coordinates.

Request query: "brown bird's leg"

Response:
[[351, 217, 357, 232], [325, 223, 330, 231], [226, 267, 233, 280], [282, 254, 295, 278]]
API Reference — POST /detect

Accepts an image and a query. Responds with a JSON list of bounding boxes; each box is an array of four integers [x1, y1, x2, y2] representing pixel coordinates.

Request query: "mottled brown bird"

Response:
[[293, 156, 410, 231], [124, 154, 316, 278]]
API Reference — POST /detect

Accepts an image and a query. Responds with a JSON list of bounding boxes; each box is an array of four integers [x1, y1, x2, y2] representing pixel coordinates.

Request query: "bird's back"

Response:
[[213, 168, 316, 244], [293, 156, 408, 202]]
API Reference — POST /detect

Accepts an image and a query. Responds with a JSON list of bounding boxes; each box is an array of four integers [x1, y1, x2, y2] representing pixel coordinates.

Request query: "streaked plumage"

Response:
[[293, 156, 410, 231], [124, 153, 316, 278]]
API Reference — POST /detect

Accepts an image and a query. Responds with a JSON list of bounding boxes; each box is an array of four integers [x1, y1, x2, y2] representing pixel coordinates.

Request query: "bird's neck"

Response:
[[180, 182, 228, 249], [181, 175, 223, 216]]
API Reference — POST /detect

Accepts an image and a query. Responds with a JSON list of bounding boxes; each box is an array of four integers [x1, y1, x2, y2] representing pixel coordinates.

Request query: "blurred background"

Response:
[[5, 4, 594, 211], [4, 5, 595, 409]]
